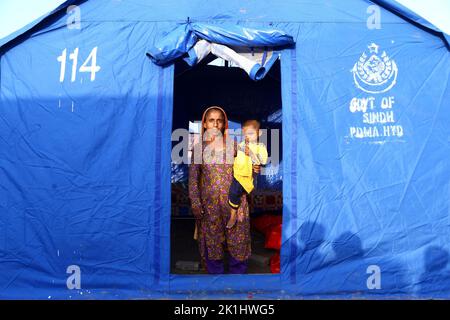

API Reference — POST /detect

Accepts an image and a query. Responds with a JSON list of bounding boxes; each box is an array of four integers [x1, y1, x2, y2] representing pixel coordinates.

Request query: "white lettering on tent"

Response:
[[367, 5, 381, 30], [347, 96, 404, 142], [383, 125, 403, 137], [57, 47, 101, 82], [79, 47, 101, 81], [381, 96, 395, 109], [366, 265, 381, 289], [66, 265, 81, 289], [57, 49, 67, 82], [349, 97, 375, 113], [69, 48, 79, 82], [350, 126, 379, 139], [362, 111, 394, 124], [66, 5, 81, 30]]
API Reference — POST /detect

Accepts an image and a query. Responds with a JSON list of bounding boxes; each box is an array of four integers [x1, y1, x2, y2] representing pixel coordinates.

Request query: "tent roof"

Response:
[[0, 0, 449, 50]]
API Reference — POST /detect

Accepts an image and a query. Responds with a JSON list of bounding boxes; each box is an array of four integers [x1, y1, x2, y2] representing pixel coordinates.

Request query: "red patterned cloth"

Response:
[[270, 252, 280, 274], [251, 214, 282, 273]]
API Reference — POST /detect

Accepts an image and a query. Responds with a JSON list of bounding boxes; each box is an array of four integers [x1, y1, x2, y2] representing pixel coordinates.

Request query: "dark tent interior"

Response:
[[171, 56, 283, 274]]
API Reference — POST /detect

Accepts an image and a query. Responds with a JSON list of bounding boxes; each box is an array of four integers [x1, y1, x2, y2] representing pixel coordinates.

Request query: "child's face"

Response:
[[242, 125, 259, 143]]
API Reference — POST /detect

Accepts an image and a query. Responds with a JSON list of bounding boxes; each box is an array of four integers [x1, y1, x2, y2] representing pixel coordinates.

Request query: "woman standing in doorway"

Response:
[[189, 106, 258, 274]]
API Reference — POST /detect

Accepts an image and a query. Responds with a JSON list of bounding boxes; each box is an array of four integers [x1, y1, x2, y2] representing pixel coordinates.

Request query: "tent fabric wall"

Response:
[[281, 24, 449, 297], [0, 0, 449, 299]]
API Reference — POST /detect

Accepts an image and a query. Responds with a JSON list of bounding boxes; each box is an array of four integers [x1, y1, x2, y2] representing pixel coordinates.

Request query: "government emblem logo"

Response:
[[352, 43, 398, 94]]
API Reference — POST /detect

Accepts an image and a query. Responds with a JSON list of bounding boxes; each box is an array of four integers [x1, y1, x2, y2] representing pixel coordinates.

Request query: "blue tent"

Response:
[[0, 0, 449, 299]]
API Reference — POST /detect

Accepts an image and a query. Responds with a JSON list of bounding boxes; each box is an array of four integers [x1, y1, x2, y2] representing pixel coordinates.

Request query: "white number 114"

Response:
[[57, 47, 101, 82]]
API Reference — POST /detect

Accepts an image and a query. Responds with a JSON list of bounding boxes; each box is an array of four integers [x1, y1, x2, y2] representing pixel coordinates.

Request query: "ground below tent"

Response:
[[170, 218, 276, 274]]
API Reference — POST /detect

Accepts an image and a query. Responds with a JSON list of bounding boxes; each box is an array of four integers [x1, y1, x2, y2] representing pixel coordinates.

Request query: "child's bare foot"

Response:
[[227, 209, 237, 229]]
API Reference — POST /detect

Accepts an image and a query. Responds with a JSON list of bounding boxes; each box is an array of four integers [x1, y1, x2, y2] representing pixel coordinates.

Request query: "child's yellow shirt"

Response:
[[233, 141, 268, 193]]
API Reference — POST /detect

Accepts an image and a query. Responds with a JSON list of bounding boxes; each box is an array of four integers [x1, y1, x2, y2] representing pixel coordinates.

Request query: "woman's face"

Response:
[[203, 109, 225, 136]]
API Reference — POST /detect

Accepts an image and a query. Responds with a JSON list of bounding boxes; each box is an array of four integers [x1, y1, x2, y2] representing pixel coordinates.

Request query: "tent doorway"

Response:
[[170, 56, 283, 274]]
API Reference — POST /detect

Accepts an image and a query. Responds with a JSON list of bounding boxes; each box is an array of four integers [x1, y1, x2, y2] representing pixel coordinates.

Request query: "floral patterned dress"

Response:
[[189, 144, 251, 262]]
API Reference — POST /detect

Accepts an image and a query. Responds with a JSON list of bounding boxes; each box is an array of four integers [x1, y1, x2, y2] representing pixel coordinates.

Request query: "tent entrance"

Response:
[[170, 57, 283, 274]]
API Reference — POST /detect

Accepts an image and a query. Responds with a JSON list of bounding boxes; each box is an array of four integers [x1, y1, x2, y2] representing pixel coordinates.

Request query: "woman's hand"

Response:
[[252, 164, 261, 174], [192, 206, 204, 219]]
